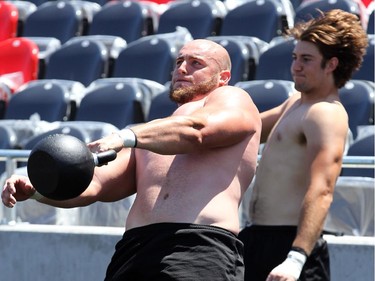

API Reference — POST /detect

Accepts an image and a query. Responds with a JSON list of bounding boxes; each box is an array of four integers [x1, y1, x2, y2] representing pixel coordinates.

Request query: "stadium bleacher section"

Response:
[[0, 0, 373, 249]]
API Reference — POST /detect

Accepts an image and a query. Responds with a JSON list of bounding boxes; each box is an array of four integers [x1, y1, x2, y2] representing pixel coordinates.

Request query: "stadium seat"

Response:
[[147, 88, 178, 121], [0, 37, 39, 93], [43, 39, 109, 86], [352, 34, 374, 82], [67, 35, 127, 77], [8, 1, 37, 36], [3, 80, 82, 122], [294, 0, 361, 24], [22, 0, 50, 6], [157, 0, 226, 39], [235, 79, 295, 112], [340, 131, 375, 178], [15, 125, 91, 169], [220, 0, 289, 42], [88, 1, 157, 43], [207, 35, 269, 83], [206, 37, 251, 85], [74, 80, 148, 129], [22, 126, 91, 151], [22, 1, 86, 44], [0, 1, 18, 42], [289, 0, 303, 10], [90, 77, 167, 117], [339, 80, 375, 139], [24, 37, 62, 79], [0, 125, 19, 175], [368, 9, 374, 34], [255, 36, 296, 81], [111, 29, 193, 84]]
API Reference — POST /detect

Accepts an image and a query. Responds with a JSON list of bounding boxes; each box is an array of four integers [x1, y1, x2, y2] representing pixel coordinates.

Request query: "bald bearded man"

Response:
[[2, 39, 261, 281]]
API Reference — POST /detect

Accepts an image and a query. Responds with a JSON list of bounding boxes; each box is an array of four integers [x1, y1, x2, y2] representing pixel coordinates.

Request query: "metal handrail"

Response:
[[0, 149, 374, 225], [1, 149, 374, 167]]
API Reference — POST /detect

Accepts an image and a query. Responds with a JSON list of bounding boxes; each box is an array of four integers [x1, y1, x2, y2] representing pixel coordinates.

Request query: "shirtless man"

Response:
[[238, 9, 368, 281], [2, 39, 261, 280]]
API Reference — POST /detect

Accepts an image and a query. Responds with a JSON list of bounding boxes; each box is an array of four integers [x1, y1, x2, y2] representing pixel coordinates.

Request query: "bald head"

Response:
[[180, 39, 232, 72], [170, 39, 232, 104]]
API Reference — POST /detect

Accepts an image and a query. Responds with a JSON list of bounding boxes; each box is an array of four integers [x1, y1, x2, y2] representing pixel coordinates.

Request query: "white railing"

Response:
[[0, 149, 374, 225]]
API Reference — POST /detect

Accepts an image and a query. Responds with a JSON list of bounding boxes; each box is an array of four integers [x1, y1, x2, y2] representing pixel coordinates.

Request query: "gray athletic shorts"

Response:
[[105, 222, 244, 281]]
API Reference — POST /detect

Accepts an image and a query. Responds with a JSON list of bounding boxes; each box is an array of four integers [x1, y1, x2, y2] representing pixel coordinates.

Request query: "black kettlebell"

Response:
[[27, 134, 117, 201]]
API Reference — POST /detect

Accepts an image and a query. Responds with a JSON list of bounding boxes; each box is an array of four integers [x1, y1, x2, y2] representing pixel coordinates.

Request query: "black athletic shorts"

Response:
[[105, 222, 244, 281], [238, 225, 330, 281]]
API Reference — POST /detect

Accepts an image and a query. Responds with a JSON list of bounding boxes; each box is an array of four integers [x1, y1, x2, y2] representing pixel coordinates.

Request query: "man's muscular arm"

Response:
[[90, 86, 260, 155], [268, 102, 348, 281]]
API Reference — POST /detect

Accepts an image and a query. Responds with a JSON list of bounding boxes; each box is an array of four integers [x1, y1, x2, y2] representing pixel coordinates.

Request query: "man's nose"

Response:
[[176, 61, 188, 74], [291, 60, 302, 71]]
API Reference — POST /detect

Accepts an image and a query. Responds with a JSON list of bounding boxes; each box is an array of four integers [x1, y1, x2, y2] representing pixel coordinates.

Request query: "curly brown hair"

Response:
[[287, 9, 368, 88]]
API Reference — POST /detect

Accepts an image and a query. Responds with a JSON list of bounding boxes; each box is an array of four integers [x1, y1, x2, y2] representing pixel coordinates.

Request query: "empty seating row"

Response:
[[236, 79, 375, 140], [0, 77, 373, 177], [2, 0, 372, 47], [1, 77, 373, 144], [0, 77, 175, 130], [1, 32, 373, 105], [0, 28, 191, 96]]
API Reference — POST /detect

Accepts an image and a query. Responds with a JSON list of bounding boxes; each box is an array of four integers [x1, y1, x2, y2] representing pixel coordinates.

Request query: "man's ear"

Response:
[[219, 70, 231, 85], [326, 57, 339, 73]]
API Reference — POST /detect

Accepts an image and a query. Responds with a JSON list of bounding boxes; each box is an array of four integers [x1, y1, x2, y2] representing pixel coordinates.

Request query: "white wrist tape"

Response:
[[271, 250, 307, 280], [118, 128, 137, 148], [30, 190, 44, 200]]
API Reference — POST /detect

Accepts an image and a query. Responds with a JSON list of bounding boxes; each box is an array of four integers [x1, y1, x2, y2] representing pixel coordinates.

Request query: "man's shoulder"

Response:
[[209, 85, 251, 100], [307, 97, 347, 118]]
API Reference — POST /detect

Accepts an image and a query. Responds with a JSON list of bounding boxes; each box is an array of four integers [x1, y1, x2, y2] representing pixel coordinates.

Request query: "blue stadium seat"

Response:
[[339, 80, 375, 139], [8, 0, 37, 36], [235, 79, 295, 112], [22, 1, 86, 44], [0, 125, 18, 175], [111, 30, 192, 84], [89, 77, 167, 119], [74, 80, 148, 129], [255, 37, 296, 81], [352, 35, 374, 82], [24, 37, 62, 79], [368, 9, 374, 34], [20, 0, 50, 6], [88, 1, 156, 43], [157, 0, 226, 39], [220, 0, 289, 42], [23, 126, 90, 151], [16, 125, 90, 168], [341, 131, 375, 178], [147, 88, 178, 121], [207, 35, 269, 83], [65, 35, 127, 78], [43, 39, 109, 86], [294, 0, 361, 24], [206, 36, 251, 85], [4, 80, 76, 122]]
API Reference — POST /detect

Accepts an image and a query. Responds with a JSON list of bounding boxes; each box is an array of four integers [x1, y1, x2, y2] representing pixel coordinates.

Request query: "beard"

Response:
[[169, 75, 218, 104]]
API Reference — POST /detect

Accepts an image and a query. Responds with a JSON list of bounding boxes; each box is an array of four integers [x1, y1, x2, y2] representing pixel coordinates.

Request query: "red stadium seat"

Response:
[[0, 1, 18, 41], [0, 37, 39, 93]]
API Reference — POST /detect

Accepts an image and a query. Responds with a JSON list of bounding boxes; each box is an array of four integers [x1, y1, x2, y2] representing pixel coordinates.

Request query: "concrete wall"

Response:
[[0, 224, 374, 281], [0, 224, 122, 281]]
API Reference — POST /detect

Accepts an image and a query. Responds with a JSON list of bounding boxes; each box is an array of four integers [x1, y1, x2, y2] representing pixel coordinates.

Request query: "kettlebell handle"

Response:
[[94, 150, 117, 166]]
